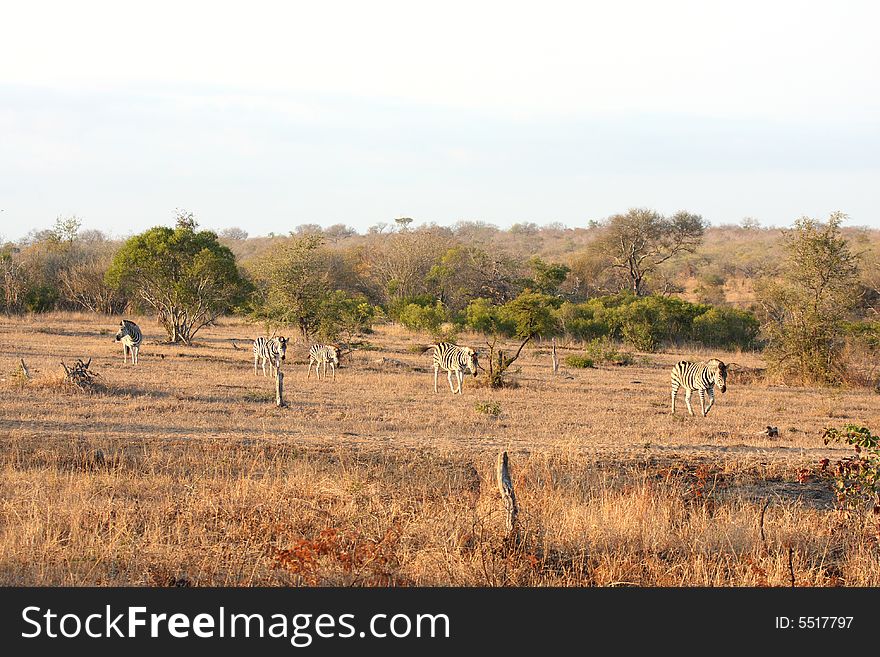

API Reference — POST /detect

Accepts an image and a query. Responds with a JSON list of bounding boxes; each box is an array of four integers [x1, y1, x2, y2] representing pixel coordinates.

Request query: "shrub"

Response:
[[583, 337, 634, 366], [474, 401, 502, 416], [822, 425, 880, 514], [398, 301, 451, 339], [564, 355, 594, 369], [556, 294, 759, 352], [691, 307, 760, 349], [387, 294, 435, 322], [23, 284, 59, 313]]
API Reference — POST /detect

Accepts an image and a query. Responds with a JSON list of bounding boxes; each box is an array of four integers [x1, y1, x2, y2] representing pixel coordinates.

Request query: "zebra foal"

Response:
[[115, 320, 142, 365], [430, 342, 479, 394], [670, 358, 728, 416], [253, 336, 289, 377], [308, 344, 341, 381]]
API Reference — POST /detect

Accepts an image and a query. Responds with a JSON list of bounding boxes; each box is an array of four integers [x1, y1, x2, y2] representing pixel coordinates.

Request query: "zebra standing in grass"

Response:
[[308, 344, 341, 381], [430, 342, 479, 394], [253, 336, 289, 377], [115, 319, 142, 365], [670, 358, 728, 416]]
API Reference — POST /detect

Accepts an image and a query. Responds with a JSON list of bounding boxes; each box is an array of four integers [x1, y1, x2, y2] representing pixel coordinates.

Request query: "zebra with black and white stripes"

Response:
[[114, 319, 142, 365], [670, 358, 728, 416], [430, 342, 479, 394], [308, 344, 341, 381], [253, 336, 289, 377]]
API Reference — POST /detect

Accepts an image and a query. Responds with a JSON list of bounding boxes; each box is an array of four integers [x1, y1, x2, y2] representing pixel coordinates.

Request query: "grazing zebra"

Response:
[[308, 344, 341, 381], [114, 319, 142, 365], [670, 358, 728, 416], [430, 342, 479, 394], [253, 336, 289, 377]]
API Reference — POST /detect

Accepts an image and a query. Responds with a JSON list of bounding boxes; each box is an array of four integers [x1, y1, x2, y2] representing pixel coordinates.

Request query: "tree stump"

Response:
[[61, 358, 97, 391], [275, 370, 286, 407], [496, 451, 518, 538]]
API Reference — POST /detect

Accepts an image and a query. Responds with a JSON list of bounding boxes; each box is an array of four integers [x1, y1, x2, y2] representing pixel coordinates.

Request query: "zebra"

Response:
[[308, 344, 341, 381], [430, 342, 479, 394], [670, 358, 728, 416], [253, 336, 289, 377], [114, 319, 142, 365]]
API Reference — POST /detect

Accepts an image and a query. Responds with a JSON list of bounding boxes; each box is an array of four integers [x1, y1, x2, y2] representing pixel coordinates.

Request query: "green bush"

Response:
[[398, 301, 450, 337], [474, 401, 502, 416], [24, 284, 60, 313], [564, 355, 595, 368], [387, 295, 435, 321], [555, 294, 758, 351], [691, 306, 759, 349], [583, 337, 634, 366]]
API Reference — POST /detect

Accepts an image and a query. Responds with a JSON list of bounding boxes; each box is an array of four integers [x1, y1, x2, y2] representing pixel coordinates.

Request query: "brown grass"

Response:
[[1, 312, 879, 586]]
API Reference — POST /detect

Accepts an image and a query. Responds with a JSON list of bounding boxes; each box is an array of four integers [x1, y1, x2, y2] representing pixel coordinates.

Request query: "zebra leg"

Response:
[[307, 359, 312, 378], [434, 365, 439, 393], [705, 388, 716, 415], [133, 346, 138, 365], [671, 383, 679, 414], [323, 361, 328, 380], [698, 390, 706, 416], [254, 354, 258, 376], [447, 370, 455, 393], [684, 389, 695, 416], [457, 370, 463, 394], [331, 363, 336, 381]]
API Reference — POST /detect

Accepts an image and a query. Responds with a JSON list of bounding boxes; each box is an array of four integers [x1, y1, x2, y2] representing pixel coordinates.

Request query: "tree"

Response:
[[247, 234, 330, 337], [106, 222, 248, 343], [362, 227, 453, 303], [315, 290, 378, 346], [323, 224, 357, 243], [52, 215, 82, 243], [174, 208, 198, 231], [394, 216, 414, 232], [591, 208, 707, 295], [59, 251, 128, 314], [293, 223, 323, 236], [757, 212, 860, 384], [219, 227, 249, 241], [523, 256, 569, 295], [425, 245, 512, 312], [465, 292, 558, 387]]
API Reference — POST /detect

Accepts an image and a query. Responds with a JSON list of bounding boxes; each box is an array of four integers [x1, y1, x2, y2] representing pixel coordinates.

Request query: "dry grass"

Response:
[[1, 312, 879, 586]]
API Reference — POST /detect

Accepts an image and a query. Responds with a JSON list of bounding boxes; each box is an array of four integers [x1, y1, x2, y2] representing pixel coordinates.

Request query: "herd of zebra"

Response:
[[112, 320, 730, 416]]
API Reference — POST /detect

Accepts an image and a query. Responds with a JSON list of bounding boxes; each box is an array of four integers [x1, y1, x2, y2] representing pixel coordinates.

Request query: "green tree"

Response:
[[465, 292, 558, 387], [316, 290, 378, 346], [524, 256, 570, 295], [757, 212, 860, 383], [247, 234, 330, 337], [106, 222, 248, 343]]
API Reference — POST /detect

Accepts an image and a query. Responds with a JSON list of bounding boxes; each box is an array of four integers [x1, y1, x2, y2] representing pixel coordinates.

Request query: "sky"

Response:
[[1, 0, 879, 240]]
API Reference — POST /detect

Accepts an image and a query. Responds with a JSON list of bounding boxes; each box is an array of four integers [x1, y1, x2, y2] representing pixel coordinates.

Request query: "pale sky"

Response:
[[1, 0, 878, 240]]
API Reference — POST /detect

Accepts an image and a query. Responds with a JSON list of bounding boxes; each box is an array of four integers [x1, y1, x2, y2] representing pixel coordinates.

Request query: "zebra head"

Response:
[[277, 337, 289, 361], [463, 347, 479, 377], [115, 321, 128, 342], [709, 359, 728, 393], [328, 345, 341, 366]]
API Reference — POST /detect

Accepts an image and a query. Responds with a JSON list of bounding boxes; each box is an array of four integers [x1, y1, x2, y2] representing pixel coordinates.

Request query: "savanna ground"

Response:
[[1, 312, 879, 586]]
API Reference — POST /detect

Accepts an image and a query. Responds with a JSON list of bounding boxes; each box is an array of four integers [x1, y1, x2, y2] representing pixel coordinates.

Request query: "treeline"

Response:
[[3, 210, 879, 386]]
